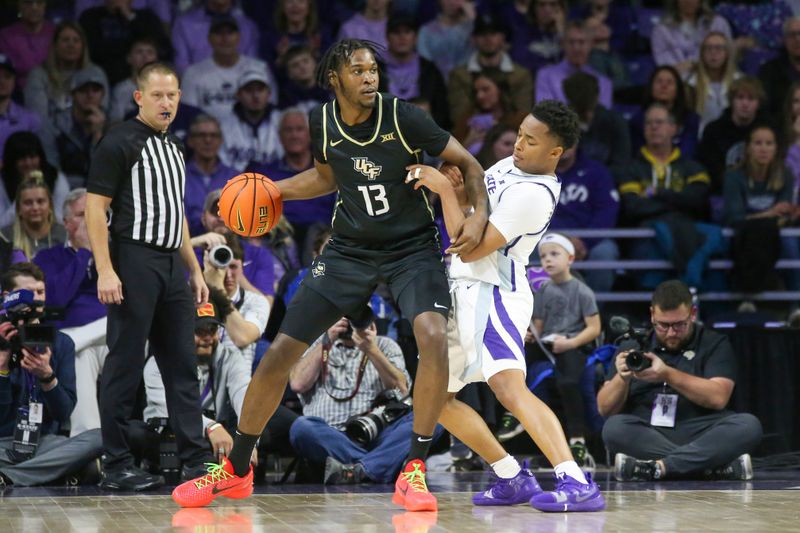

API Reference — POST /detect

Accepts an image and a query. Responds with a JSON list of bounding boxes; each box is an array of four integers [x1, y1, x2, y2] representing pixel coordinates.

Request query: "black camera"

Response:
[[339, 321, 354, 341], [0, 290, 57, 370], [345, 390, 412, 446], [338, 308, 375, 342], [609, 316, 652, 372], [208, 244, 233, 269]]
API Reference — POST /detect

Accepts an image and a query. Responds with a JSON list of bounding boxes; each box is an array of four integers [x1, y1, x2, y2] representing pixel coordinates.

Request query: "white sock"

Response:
[[491, 454, 521, 479], [569, 437, 585, 446], [554, 460, 587, 484]]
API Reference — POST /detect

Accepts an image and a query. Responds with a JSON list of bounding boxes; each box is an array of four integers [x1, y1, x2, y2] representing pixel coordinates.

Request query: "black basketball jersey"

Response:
[[310, 93, 450, 246]]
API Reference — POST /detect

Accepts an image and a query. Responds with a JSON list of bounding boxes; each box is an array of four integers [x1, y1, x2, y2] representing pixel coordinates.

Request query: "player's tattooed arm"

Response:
[[274, 159, 338, 200]]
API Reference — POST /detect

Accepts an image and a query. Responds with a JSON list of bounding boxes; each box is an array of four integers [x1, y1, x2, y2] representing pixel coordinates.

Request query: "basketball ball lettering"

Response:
[[218, 173, 283, 237]]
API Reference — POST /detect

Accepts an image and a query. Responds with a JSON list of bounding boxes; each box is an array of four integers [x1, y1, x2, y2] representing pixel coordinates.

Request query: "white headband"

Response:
[[540, 233, 575, 256]]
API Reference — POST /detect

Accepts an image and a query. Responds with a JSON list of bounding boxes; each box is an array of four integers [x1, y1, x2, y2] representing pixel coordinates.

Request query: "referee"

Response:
[[86, 62, 213, 491]]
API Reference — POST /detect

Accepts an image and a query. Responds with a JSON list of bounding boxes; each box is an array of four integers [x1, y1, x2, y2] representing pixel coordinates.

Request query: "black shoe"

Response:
[[708, 454, 753, 481], [614, 453, 663, 481], [570, 441, 597, 472], [100, 466, 165, 491], [323, 457, 366, 485], [0, 472, 11, 491], [181, 462, 215, 482]]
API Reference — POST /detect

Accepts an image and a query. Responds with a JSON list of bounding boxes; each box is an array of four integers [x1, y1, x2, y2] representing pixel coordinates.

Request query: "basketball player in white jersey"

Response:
[[407, 100, 605, 512]]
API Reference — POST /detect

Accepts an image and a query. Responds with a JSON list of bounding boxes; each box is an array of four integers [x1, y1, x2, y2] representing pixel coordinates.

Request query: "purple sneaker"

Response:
[[529, 473, 605, 512], [472, 468, 542, 506]]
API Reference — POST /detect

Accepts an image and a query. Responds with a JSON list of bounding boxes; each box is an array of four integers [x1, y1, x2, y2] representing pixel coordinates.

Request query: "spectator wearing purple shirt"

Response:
[[193, 190, 277, 298], [184, 114, 238, 237], [33, 188, 109, 436], [246, 107, 334, 262], [506, 0, 565, 74], [417, 0, 476, 79], [338, 0, 391, 50], [549, 145, 620, 294], [651, 0, 731, 78], [0, 0, 54, 88], [383, 15, 450, 129], [535, 21, 613, 109], [172, 0, 259, 75], [0, 55, 41, 162]]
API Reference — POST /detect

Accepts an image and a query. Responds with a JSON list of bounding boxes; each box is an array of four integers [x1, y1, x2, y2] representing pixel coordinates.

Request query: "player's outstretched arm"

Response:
[[274, 159, 337, 201], [407, 164, 505, 263], [437, 137, 489, 255]]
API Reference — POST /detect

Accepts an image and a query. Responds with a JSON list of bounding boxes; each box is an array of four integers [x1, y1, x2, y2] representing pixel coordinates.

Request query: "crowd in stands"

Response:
[[0, 0, 791, 486]]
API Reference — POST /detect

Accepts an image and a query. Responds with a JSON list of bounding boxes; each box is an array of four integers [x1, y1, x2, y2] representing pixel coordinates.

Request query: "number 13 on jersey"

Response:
[[357, 184, 389, 216]]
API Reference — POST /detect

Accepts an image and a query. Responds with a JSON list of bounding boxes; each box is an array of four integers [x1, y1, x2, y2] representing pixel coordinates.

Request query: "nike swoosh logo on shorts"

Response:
[[433, 303, 447, 310], [331, 139, 344, 147]]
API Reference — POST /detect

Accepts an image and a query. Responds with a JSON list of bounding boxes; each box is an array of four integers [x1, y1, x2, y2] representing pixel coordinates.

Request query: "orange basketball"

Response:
[[218, 173, 283, 237]]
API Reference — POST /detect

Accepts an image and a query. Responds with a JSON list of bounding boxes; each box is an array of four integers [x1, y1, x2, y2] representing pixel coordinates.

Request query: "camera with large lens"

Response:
[[345, 390, 412, 446], [625, 350, 651, 372], [209, 244, 233, 269], [609, 316, 652, 373], [0, 289, 57, 370]]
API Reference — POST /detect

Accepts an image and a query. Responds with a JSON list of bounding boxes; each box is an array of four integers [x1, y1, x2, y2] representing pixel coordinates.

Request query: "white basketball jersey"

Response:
[[449, 156, 561, 289]]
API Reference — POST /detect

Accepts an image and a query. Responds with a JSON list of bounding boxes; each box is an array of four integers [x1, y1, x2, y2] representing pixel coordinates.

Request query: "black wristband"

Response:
[[38, 372, 56, 384]]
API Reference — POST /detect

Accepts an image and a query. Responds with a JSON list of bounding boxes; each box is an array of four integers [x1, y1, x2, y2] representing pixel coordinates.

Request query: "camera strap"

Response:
[[321, 342, 369, 402]]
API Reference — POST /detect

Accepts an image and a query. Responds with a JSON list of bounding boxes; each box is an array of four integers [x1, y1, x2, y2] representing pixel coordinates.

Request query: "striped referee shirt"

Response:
[[87, 118, 186, 250], [299, 335, 411, 431]]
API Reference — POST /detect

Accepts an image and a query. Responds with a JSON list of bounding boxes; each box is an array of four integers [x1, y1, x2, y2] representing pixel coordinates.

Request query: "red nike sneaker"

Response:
[[172, 459, 253, 508], [392, 459, 438, 512]]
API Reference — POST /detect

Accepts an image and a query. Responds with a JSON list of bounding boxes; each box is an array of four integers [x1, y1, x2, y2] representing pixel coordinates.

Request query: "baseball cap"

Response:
[[539, 233, 576, 256], [0, 53, 15, 75], [472, 13, 509, 37], [237, 68, 270, 91], [70, 68, 106, 92], [204, 189, 222, 215], [210, 16, 239, 34], [195, 300, 223, 328]]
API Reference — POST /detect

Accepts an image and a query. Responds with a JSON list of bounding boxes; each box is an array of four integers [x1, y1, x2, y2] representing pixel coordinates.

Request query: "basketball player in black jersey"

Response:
[[174, 40, 489, 511]]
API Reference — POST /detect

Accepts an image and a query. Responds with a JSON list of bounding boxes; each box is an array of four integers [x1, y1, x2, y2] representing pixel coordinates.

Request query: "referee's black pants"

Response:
[[100, 241, 209, 471]]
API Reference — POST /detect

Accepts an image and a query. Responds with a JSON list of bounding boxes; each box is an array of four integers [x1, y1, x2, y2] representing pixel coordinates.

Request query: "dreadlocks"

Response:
[[315, 39, 383, 89]]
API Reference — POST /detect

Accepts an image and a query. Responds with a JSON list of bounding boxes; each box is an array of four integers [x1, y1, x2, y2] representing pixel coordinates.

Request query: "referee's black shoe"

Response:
[[100, 466, 165, 491]]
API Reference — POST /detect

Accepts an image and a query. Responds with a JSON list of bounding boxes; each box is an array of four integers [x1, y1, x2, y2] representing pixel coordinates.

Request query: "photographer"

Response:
[[192, 189, 276, 298], [289, 315, 428, 485], [0, 263, 101, 487], [202, 234, 270, 369], [597, 280, 763, 481], [142, 289, 296, 466]]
